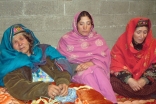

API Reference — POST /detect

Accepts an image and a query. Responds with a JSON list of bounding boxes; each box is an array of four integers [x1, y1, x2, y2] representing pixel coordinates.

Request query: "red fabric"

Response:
[[110, 17, 156, 79]]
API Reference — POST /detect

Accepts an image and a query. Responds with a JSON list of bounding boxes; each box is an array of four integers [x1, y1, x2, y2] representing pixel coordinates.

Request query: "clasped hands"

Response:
[[127, 77, 146, 92], [48, 83, 68, 99], [76, 61, 94, 72]]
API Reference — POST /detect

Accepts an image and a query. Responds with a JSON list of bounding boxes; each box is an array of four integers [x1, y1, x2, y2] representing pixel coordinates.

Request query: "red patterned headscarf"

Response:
[[110, 17, 156, 79]]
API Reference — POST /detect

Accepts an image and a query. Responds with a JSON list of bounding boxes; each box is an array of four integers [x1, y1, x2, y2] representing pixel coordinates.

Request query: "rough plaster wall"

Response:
[[0, 0, 156, 49]]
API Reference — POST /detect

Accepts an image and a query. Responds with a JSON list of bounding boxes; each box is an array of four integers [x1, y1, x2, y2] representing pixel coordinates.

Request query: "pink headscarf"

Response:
[[57, 11, 111, 71]]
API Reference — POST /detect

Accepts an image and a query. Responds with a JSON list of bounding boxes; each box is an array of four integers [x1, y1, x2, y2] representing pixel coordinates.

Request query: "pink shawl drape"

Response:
[[57, 12, 111, 73]]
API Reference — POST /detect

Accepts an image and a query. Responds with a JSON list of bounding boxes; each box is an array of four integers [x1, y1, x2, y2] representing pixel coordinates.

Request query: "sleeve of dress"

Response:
[[41, 57, 71, 86], [55, 58, 74, 76], [142, 63, 156, 84], [113, 71, 132, 83], [3, 67, 51, 101]]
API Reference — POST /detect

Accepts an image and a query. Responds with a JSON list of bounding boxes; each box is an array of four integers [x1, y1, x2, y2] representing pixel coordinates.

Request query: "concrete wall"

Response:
[[0, 0, 156, 49]]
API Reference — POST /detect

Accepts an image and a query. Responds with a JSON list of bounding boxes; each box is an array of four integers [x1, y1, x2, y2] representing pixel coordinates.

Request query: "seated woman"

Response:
[[57, 11, 117, 103], [110, 17, 156, 99], [0, 24, 75, 101]]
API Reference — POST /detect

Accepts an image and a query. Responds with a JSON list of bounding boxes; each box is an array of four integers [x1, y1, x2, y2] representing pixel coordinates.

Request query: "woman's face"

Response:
[[12, 33, 31, 56], [133, 26, 148, 44], [77, 16, 92, 36]]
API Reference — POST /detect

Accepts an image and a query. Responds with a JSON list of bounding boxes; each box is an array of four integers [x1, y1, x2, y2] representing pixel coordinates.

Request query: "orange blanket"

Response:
[[0, 83, 156, 104]]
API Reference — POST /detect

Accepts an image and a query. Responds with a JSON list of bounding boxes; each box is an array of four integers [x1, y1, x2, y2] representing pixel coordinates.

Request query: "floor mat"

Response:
[[116, 93, 156, 104]]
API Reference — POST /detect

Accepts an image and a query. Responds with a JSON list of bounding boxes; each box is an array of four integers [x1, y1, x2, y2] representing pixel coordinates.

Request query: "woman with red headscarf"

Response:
[[110, 17, 156, 99]]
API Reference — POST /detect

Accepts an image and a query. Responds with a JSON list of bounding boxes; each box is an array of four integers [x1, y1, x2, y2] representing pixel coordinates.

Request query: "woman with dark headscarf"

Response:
[[0, 24, 77, 102], [57, 11, 117, 103], [110, 17, 156, 99]]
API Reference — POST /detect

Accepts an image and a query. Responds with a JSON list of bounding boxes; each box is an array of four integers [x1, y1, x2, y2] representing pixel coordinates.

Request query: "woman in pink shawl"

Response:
[[57, 11, 117, 103]]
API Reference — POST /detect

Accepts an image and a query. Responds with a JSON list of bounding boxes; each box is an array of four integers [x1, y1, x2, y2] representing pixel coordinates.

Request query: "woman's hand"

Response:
[[58, 83, 68, 96], [48, 84, 61, 99], [137, 78, 146, 88], [76, 61, 94, 72], [127, 78, 142, 91]]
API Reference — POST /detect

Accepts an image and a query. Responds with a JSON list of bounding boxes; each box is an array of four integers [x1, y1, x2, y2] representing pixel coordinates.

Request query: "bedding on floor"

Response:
[[0, 83, 155, 104]]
